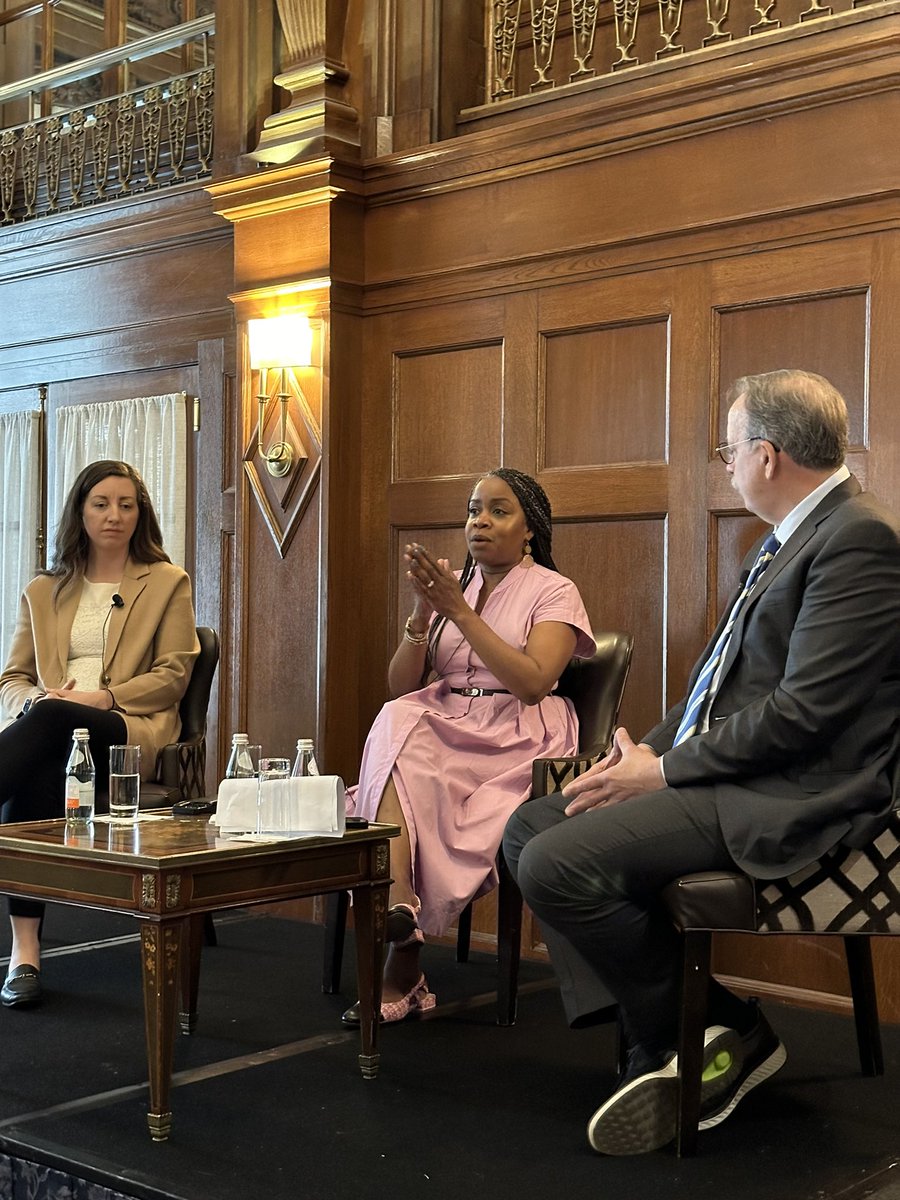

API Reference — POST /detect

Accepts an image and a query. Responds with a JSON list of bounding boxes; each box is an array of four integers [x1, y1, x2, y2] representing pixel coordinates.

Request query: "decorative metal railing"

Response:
[[0, 14, 214, 224], [490, 0, 889, 97]]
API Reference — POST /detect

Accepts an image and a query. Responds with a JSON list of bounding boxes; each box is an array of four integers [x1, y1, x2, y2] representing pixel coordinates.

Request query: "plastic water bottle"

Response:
[[65, 728, 95, 826], [291, 738, 319, 777], [225, 733, 257, 779]]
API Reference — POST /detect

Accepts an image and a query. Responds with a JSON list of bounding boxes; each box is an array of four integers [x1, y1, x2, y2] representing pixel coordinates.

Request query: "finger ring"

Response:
[[427, 579, 435, 589]]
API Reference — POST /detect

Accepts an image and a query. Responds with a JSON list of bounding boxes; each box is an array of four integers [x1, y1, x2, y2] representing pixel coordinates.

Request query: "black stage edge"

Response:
[[0, 907, 899, 1200]]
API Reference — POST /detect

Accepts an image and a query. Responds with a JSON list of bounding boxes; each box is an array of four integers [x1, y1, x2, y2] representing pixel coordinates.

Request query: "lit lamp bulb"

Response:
[[247, 314, 314, 477]]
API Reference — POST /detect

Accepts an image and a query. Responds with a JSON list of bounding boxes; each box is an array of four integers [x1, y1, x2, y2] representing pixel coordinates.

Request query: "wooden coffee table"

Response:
[[0, 815, 398, 1140]]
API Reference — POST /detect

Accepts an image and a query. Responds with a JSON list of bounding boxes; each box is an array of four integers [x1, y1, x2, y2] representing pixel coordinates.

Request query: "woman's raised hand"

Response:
[[404, 543, 462, 618]]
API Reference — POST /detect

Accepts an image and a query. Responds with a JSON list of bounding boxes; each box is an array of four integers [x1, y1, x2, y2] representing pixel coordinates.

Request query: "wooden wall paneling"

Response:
[[320, 302, 367, 785], [49, 367, 198, 407], [0, 197, 234, 392], [244, 476, 322, 763], [542, 317, 669, 468], [552, 518, 665, 739], [862, 231, 900, 514], [393, 340, 504, 480], [195, 335, 230, 788], [357, 312, 396, 760], [366, 87, 900, 298], [501, 290, 539, 472]]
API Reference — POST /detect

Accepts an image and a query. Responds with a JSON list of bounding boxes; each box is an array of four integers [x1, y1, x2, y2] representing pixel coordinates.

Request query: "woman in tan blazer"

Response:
[[0, 460, 199, 1009]]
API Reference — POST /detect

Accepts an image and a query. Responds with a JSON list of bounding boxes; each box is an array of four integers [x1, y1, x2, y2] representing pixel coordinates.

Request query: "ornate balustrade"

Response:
[[0, 13, 214, 224], [0, 67, 213, 223], [490, 0, 889, 96]]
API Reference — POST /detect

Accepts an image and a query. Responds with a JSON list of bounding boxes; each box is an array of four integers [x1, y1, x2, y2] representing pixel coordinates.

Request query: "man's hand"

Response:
[[561, 728, 665, 816]]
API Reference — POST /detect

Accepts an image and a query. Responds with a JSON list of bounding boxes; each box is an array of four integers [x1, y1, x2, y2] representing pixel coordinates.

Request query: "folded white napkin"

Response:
[[212, 776, 346, 838]]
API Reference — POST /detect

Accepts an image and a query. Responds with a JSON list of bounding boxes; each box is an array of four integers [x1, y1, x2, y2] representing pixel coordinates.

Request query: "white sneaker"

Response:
[[587, 1025, 744, 1156]]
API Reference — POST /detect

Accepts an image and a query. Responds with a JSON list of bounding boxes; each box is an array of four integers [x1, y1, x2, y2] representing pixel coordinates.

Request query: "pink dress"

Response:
[[350, 561, 595, 936]]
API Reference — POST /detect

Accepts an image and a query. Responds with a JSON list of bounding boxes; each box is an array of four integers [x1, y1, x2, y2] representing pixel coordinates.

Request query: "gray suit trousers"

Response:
[[503, 787, 737, 1048]]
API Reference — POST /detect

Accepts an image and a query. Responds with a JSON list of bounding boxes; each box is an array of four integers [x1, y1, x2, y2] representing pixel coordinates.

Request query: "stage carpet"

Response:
[[0, 907, 898, 1200]]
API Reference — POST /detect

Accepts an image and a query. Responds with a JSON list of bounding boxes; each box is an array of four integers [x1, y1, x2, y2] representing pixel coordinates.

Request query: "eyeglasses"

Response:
[[715, 436, 779, 465]]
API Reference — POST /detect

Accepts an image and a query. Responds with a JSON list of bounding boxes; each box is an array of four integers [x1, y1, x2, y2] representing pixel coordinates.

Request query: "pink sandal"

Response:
[[380, 974, 437, 1023]]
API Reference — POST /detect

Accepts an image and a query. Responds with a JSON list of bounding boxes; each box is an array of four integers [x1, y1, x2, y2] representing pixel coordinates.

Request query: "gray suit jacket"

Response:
[[643, 476, 900, 879]]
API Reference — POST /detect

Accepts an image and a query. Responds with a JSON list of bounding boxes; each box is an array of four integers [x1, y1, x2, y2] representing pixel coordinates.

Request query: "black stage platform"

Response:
[[0, 907, 898, 1200]]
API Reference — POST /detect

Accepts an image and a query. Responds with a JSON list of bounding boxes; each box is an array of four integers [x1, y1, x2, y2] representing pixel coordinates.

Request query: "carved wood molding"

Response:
[[250, 0, 359, 164]]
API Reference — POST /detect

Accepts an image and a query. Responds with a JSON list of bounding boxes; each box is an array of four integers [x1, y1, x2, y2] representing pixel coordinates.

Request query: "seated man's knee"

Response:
[[515, 835, 575, 912]]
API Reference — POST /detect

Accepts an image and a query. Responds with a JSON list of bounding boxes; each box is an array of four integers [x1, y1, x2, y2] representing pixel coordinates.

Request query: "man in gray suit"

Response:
[[503, 369, 900, 1155]]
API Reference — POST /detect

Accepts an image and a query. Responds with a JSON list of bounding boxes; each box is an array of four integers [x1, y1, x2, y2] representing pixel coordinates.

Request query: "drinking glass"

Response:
[[257, 757, 291, 834], [109, 744, 141, 823]]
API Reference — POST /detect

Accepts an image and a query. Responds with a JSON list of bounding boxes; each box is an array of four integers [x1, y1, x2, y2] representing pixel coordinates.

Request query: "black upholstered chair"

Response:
[[660, 808, 900, 1155], [322, 630, 635, 1025], [138, 626, 220, 810]]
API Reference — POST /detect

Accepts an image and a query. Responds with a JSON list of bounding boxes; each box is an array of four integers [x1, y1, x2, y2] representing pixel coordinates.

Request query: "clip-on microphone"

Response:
[[101, 594, 126, 686]]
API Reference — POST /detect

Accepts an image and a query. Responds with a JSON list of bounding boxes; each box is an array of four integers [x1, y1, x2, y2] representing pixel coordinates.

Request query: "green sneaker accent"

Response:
[[702, 1050, 734, 1082]]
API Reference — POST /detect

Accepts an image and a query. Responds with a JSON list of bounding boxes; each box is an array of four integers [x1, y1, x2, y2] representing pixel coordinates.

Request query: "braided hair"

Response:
[[427, 467, 557, 663]]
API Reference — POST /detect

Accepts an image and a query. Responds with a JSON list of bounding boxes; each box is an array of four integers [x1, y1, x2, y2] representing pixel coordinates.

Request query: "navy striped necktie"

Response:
[[673, 532, 780, 746]]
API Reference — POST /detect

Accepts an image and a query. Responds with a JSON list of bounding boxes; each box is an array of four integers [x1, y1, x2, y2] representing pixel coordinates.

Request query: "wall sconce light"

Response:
[[248, 313, 314, 478]]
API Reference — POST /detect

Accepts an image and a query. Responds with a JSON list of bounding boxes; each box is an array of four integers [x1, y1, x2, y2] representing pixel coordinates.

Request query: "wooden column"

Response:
[[205, 0, 365, 781]]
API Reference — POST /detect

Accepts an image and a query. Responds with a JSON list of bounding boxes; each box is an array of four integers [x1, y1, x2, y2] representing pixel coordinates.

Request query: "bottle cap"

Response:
[[296, 738, 314, 749], [231, 732, 249, 743], [73, 727, 90, 738]]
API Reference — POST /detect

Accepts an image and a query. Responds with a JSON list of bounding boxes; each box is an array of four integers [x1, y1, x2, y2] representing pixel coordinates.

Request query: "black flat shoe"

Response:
[[1, 964, 42, 1009], [341, 1001, 365, 1027]]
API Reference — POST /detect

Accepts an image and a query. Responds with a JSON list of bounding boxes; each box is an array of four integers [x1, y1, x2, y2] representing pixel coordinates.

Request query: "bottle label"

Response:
[[66, 779, 95, 814]]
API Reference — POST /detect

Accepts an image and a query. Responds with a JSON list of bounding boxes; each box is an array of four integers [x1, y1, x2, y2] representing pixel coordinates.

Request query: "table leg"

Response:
[[140, 919, 183, 1140], [179, 912, 205, 1034], [351, 878, 389, 1078]]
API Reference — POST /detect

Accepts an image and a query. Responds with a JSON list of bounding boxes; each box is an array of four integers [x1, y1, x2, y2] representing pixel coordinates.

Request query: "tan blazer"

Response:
[[0, 559, 200, 779]]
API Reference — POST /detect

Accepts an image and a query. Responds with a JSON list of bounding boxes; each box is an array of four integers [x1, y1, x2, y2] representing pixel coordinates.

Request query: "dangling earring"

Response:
[[521, 538, 535, 568]]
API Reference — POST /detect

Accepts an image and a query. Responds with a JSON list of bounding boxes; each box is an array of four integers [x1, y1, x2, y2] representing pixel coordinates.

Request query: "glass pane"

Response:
[[127, 0, 214, 86], [127, 1, 184, 34], [50, 0, 105, 114], [54, 0, 105, 64]]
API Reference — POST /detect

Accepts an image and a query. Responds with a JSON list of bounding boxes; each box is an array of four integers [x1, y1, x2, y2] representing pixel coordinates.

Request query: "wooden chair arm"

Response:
[[531, 753, 601, 798]]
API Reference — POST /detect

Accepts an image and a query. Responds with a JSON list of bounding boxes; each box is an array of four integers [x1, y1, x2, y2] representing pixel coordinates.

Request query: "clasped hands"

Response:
[[39, 680, 114, 710], [561, 727, 665, 816]]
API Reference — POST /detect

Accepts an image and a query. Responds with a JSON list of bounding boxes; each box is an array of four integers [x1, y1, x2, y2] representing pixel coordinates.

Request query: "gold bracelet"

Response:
[[404, 617, 428, 646]]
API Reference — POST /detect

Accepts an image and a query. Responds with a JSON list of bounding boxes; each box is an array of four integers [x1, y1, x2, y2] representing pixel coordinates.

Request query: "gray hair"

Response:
[[727, 369, 849, 470]]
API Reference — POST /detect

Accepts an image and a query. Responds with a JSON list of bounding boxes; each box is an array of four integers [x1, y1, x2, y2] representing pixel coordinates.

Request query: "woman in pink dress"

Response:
[[344, 468, 595, 1026]]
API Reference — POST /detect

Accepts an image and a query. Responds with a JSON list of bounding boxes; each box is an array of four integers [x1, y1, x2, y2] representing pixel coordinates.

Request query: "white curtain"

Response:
[[51, 394, 187, 566], [0, 410, 41, 665]]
